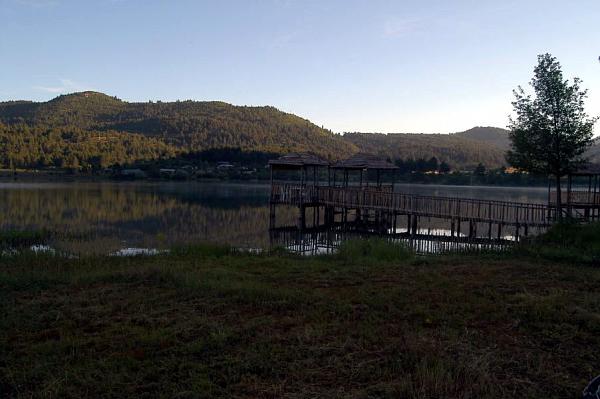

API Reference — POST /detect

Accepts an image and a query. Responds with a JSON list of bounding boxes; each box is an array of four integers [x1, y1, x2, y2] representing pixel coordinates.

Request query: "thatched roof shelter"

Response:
[[268, 153, 329, 169], [331, 153, 398, 170], [330, 153, 398, 189], [268, 153, 329, 186]]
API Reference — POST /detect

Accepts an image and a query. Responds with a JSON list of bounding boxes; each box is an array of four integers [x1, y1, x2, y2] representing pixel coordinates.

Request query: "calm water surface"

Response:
[[0, 181, 548, 255]]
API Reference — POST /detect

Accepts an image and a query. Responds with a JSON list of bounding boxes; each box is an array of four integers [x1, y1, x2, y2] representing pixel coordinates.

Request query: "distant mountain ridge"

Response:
[[454, 126, 511, 150], [0, 91, 522, 170]]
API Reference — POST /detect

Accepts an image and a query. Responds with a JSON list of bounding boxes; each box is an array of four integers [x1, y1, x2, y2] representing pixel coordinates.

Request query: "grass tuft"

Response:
[[169, 243, 234, 258], [514, 222, 600, 264], [337, 238, 414, 263]]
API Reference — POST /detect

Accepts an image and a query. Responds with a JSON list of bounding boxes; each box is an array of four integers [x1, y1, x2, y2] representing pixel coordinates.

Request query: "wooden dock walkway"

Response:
[[270, 183, 552, 240]]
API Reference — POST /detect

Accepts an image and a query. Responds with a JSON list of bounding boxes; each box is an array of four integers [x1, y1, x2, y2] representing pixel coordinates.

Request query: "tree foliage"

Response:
[[0, 122, 178, 170], [507, 54, 597, 176]]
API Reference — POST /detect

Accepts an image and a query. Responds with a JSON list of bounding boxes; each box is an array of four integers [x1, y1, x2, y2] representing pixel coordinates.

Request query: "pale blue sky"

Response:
[[1, 0, 599, 133]]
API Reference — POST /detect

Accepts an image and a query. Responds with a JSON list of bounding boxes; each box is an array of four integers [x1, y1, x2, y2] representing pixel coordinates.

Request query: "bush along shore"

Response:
[[1, 224, 600, 398]]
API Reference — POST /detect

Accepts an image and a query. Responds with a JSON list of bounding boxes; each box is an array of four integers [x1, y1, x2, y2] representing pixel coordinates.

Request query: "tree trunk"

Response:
[[555, 174, 563, 221]]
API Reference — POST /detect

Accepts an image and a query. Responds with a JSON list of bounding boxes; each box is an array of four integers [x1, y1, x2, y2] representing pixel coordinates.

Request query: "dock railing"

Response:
[[271, 184, 552, 227], [549, 190, 600, 205]]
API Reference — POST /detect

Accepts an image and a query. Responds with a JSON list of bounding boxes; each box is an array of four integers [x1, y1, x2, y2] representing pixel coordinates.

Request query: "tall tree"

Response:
[[507, 53, 597, 218]]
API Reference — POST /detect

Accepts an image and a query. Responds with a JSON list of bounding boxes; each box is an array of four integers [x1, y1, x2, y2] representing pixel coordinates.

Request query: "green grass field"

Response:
[[1, 227, 600, 398]]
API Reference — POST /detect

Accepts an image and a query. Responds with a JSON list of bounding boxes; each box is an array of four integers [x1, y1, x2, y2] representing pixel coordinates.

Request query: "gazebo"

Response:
[[330, 153, 398, 190], [548, 163, 600, 220], [268, 153, 329, 187]]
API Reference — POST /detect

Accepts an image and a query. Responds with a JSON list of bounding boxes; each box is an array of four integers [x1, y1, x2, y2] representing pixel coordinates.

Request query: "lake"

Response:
[[0, 181, 549, 255]]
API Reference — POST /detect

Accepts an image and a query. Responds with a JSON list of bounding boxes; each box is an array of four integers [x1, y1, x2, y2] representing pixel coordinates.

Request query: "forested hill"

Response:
[[343, 127, 510, 169], [0, 91, 521, 171], [0, 91, 356, 169], [454, 126, 510, 150]]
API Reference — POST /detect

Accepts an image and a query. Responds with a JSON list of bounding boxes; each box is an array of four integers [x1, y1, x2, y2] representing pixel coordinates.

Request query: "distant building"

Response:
[[216, 162, 234, 170], [159, 168, 176, 176]]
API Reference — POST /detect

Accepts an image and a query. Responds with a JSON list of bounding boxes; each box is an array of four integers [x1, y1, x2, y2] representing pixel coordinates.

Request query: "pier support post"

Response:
[[411, 215, 418, 235], [269, 203, 276, 228], [316, 206, 320, 227], [299, 205, 306, 229]]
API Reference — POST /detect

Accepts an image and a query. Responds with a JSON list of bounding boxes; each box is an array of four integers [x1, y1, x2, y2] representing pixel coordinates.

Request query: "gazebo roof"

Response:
[[331, 153, 398, 170], [268, 153, 329, 168]]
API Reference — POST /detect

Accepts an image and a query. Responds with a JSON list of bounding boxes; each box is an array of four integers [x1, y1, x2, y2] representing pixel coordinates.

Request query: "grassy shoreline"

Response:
[[1, 230, 600, 398]]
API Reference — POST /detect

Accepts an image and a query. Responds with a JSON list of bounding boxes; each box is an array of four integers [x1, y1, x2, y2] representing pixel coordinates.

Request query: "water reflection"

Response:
[[0, 181, 548, 255], [269, 225, 517, 256]]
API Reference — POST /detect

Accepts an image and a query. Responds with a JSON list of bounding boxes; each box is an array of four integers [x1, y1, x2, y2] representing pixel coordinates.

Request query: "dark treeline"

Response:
[[390, 155, 546, 186], [180, 148, 279, 168], [393, 156, 451, 174], [127, 148, 279, 170], [395, 169, 548, 186]]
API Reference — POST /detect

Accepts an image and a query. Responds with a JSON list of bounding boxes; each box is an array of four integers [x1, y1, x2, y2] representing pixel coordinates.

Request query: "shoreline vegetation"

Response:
[[0, 167, 550, 188], [1, 224, 599, 397]]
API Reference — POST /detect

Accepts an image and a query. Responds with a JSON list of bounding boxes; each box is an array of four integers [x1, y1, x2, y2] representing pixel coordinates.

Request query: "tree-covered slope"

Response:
[[0, 122, 179, 169], [454, 126, 511, 150], [0, 92, 356, 161]]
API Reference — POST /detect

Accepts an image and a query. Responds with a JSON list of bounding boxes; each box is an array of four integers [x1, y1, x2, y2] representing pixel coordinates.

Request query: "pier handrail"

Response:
[[316, 186, 550, 226], [270, 183, 552, 226], [549, 190, 600, 205]]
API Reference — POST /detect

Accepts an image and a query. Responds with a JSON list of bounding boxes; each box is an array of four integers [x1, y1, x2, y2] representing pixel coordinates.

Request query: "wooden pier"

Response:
[[270, 183, 551, 240], [267, 153, 600, 248]]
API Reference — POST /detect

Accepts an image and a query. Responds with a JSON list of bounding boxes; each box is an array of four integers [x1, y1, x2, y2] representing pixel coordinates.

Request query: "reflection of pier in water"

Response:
[[269, 224, 516, 255], [267, 153, 600, 254]]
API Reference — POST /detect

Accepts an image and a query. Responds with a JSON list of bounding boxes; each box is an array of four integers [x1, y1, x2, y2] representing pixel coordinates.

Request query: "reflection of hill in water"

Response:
[[0, 182, 549, 255], [0, 183, 295, 253], [149, 183, 269, 209]]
